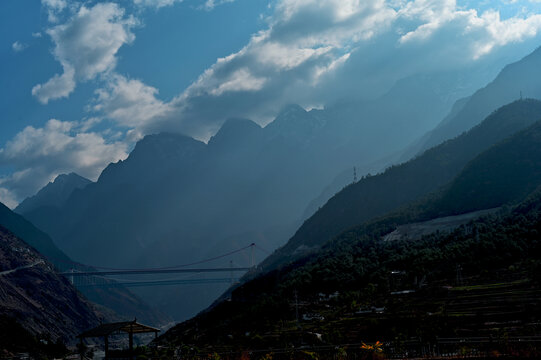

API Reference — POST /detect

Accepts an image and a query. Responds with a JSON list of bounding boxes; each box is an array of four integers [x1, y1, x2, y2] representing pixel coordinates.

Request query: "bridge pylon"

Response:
[[250, 243, 255, 268]]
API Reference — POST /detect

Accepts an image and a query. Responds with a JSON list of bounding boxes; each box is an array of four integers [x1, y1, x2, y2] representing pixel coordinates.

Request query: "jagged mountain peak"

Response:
[[15, 172, 91, 214], [132, 132, 205, 156], [208, 118, 262, 148], [98, 132, 206, 184], [265, 103, 326, 140], [53, 172, 89, 184], [276, 103, 307, 116], [126, 132, 206, 166], [221, 117, 261, 129]]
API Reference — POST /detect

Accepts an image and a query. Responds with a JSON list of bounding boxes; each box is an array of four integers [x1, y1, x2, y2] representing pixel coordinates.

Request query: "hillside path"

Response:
[[0, 260, 44, 276]]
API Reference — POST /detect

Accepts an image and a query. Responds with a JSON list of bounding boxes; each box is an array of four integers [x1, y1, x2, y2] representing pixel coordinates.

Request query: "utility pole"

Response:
[[520, 90, 523, 100], [294, 289, 300, 328], [250, 243, 255, 268], [230, 260, 234, 285], [456, 264, 463, 286]]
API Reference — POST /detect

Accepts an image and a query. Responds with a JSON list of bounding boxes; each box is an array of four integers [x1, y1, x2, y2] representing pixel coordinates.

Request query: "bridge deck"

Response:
[[60, 267, 252, 277]]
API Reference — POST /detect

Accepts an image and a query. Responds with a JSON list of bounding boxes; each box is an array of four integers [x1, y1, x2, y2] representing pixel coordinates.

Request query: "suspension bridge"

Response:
[[53, 243, 269, 288]]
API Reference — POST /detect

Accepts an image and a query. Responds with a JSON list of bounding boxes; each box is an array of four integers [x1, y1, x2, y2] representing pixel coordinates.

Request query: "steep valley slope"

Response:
[[405, 45, 541, 159], [259, 99, 541, 271], [16, 79, 461, 321], [0, 225, 99, 355], [0, 201, 167, 327], [157, 106, 541, 356]]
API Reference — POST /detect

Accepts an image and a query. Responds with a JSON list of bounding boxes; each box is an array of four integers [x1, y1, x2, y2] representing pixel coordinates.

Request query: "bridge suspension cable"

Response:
[[54, 243, 271, 288], [75, 277, 239, 288], [60, 267, 252, 277]]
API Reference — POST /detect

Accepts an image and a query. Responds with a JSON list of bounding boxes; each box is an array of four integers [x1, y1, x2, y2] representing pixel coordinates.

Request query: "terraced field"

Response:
[[226, 277, 541, 357]]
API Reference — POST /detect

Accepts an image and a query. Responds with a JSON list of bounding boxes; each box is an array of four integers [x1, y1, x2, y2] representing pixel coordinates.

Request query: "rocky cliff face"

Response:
[[0, 225, 99, 345]]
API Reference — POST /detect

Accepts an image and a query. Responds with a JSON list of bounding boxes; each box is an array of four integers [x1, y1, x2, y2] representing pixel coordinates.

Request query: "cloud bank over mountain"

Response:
[[158, 0, 541, 138], [2, 0, 541, 206]]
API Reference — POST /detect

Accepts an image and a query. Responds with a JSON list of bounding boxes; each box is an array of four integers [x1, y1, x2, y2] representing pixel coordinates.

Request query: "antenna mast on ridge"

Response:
[[353, 166, 357, 183]]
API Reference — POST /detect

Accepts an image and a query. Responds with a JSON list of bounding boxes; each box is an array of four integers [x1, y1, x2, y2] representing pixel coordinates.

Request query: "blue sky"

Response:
[[2, 0, 541, 208], [0, 0, 269, 145]]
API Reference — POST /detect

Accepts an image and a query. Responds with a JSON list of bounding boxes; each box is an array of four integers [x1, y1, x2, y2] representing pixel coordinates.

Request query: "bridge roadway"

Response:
[[60, 267, 252, 277], [75, 277, 241, 288], [54, 243, 264, 287]]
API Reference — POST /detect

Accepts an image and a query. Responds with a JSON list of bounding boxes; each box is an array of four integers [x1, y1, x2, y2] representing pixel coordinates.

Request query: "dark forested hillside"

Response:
[[429, 121, 541, 216], [155, 99, 541, 356], [260, 99, 541, 271], [158, 169, 541, 357]]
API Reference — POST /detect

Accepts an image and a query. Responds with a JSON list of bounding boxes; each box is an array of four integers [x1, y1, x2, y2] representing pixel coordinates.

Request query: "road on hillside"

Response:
[[0, 260, 44, 276]]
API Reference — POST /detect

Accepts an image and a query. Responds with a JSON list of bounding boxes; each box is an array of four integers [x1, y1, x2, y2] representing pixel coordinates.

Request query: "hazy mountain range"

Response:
[[254, 45, 541, 273], [402, 45, 541, 160], [159, 96, 541, 351], [306, 46, 541, 218], [7, 0, 541, 355], [14, 46, 541, 323], [260, 100, 541, 271], [15, 69, 466, 320]]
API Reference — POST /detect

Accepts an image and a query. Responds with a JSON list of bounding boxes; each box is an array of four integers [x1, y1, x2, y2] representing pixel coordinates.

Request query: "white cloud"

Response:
[[0, 185, 19, 209], [132, 0, 236, 10], [42, 0, 67, 22], [255, 42, 333, 70], [92, 74, 173, 128], [202, 0, 235, 11], [12, 41, 28, 52], [0, 119, 128, 204], [473, 9, 541, 58], [149, 0, 398, 139], [313, 52, 351, 83], [33, 3, 137, 104], [133, 0, 183, 8], [32, 32, 43, 38], [208, 68, 267, 96], [32, 65, 76, 104], [132, 0, 235, 10], [27, 0, 541, 141], [397, 0, 541, 61], [138, 0, 541, 140]]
